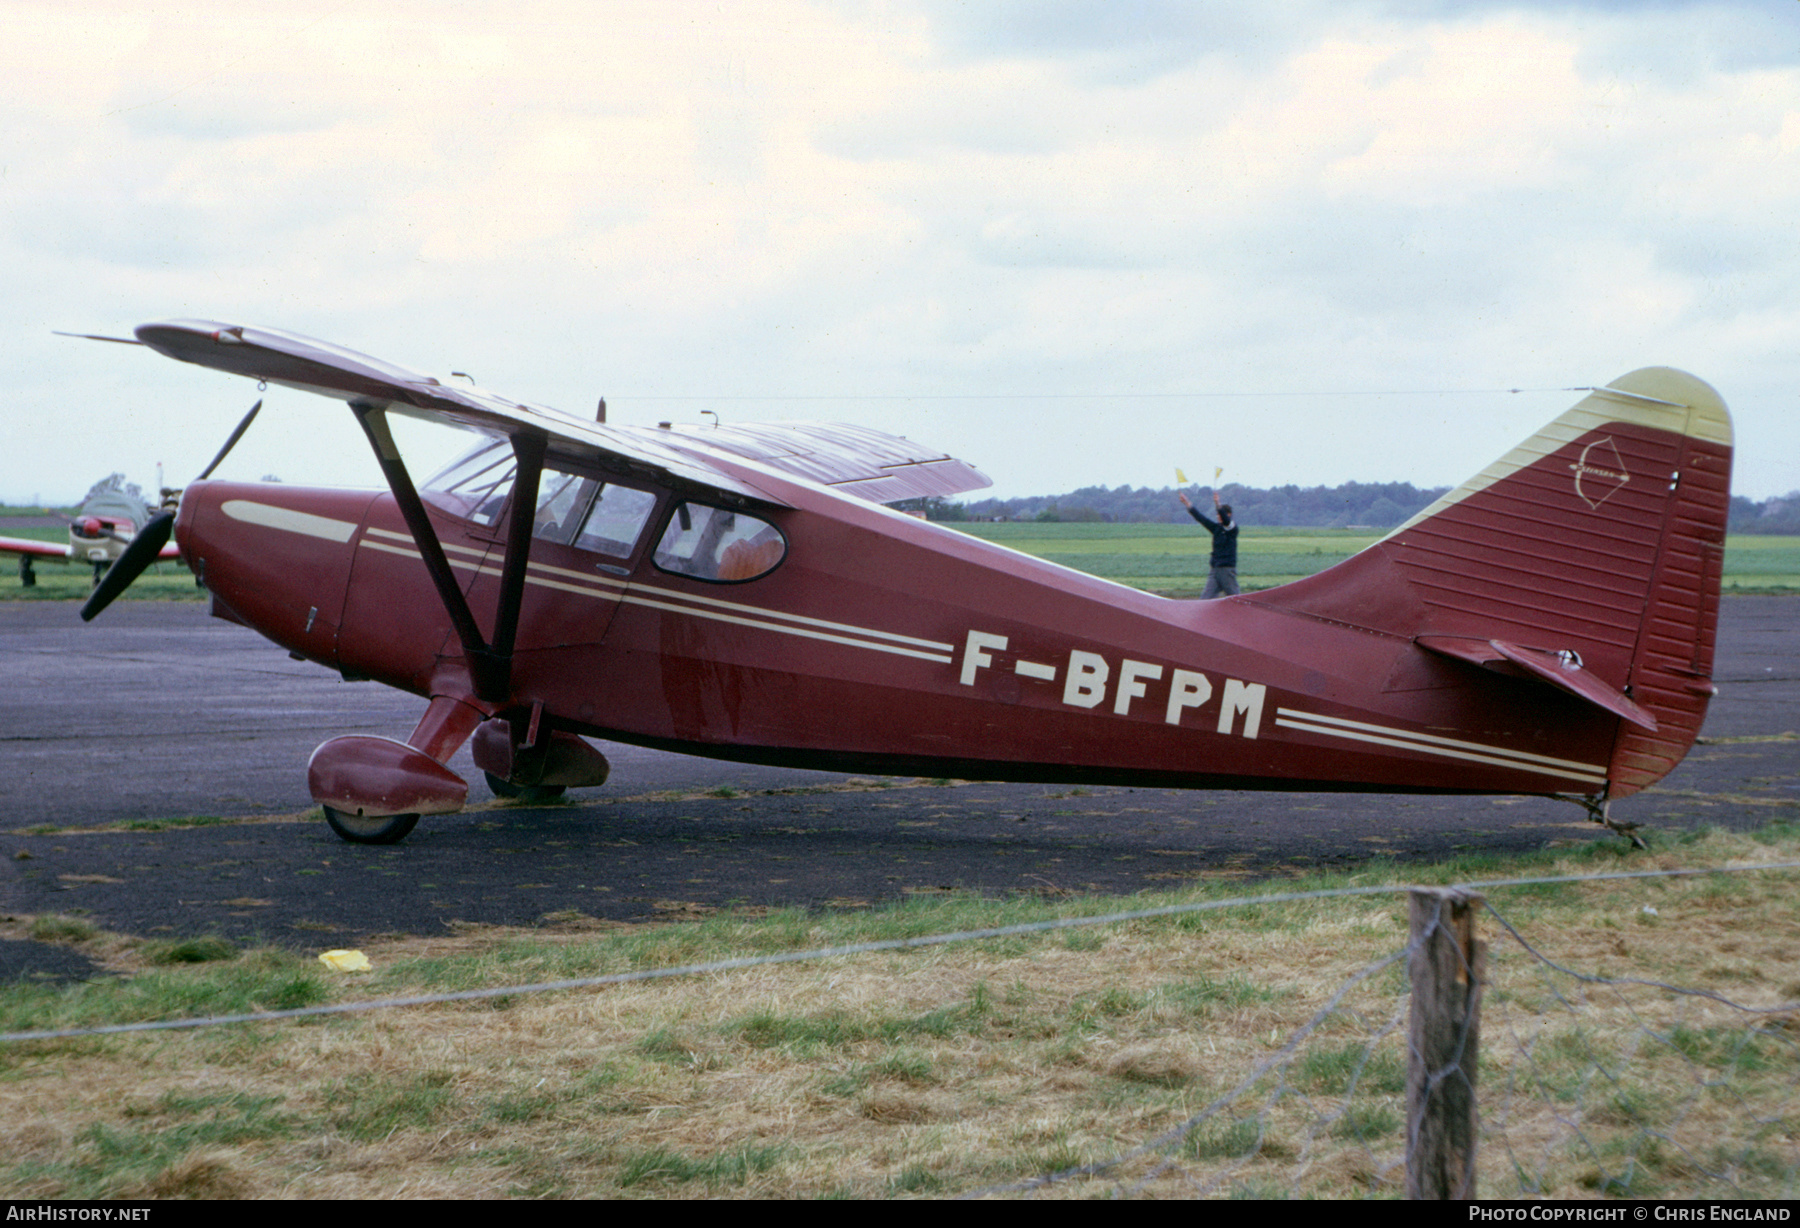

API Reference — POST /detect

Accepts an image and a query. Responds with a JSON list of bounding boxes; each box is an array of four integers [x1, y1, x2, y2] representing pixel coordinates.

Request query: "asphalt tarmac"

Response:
[[3, 597, 1795, 963]]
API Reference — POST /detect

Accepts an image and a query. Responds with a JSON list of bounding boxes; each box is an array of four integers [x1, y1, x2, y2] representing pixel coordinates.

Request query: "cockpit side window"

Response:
[[652, 503, 786, 583], [532, 471, 597, 545], [422, 441, 662, 561], [574, 485, 659, 558]]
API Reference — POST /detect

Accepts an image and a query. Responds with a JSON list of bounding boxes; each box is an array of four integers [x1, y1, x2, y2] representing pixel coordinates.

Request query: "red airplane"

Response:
[[83, 321, 1732, 848]]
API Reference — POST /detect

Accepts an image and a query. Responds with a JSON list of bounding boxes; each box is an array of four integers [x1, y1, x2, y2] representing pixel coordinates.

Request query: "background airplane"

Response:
[[81, 321, 1731, 851], [0, 473, 181, 587]]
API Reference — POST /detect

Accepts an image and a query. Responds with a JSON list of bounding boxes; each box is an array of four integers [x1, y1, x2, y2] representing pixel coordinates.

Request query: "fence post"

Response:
[[1406, 886, 1485, 1199]]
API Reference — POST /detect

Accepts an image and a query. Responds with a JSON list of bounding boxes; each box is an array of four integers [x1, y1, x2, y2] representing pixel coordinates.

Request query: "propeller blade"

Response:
[[83, 397, 261, 620], [195, 399, 262, 481], [80, 511, 175, 622]]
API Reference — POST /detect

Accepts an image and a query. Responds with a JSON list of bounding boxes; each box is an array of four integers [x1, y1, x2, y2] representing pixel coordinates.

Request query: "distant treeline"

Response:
[[1730, 493, 1800, 534], [900, 481, 1450, 528], [896, 485, 1800, 532]]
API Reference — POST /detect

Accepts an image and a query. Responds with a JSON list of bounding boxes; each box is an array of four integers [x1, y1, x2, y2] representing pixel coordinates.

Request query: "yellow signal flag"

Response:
[[1175, 467, 1188, 485], [1214, 466, 1224, 481]]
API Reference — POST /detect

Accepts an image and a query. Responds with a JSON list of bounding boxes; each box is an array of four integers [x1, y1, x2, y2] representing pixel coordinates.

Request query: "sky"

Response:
[[4, 0, 1798, 506]]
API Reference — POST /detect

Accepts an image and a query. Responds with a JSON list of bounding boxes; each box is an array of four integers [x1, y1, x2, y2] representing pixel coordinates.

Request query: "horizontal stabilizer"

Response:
[[1416, 636, 1658, 731]]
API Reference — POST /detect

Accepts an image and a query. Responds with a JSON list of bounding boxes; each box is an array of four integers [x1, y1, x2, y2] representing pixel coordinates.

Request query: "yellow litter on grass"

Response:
[[318, 949, 371, 973]]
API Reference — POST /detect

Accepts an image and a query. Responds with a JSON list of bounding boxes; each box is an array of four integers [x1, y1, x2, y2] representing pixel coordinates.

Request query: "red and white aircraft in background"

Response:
[[0, 473, 181, 586], [82, 320, 1731, 848]]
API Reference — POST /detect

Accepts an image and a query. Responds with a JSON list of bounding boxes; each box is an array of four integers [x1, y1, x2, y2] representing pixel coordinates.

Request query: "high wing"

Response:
[[0, 536, 82, 560], [131, 318, 988, 708], [134, 321, 989, 506], [659, 421, 991, 504]]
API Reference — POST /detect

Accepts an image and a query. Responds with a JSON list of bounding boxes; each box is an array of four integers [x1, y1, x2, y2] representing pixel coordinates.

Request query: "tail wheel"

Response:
[[483, 771, 567, 804], [323, 807, 419, 845]]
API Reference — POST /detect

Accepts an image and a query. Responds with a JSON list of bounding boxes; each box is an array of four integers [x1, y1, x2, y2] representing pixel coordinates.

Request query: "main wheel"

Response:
[[484, 771, 567, 804], [323, 806, 419, 845]]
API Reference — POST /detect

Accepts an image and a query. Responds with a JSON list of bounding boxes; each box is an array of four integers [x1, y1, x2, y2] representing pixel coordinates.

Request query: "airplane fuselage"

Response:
[[178, 471, 1624, 799]]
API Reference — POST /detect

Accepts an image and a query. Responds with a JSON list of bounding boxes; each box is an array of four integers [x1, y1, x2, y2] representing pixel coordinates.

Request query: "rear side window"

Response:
[[652, 503, 785, 583]]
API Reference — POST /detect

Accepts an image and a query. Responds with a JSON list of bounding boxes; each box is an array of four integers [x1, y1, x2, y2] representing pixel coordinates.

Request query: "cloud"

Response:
[[0, 0, 1795, 505]]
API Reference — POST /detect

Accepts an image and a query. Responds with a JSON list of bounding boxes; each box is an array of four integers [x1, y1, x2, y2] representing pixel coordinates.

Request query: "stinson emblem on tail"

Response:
[[1570, 436, 1631, 509]]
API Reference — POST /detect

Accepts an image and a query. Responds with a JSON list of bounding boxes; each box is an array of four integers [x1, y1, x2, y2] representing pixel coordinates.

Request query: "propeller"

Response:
[[79, 510, 174, 621], [80, 399, 262, 622], [196, 398, 262, 482]]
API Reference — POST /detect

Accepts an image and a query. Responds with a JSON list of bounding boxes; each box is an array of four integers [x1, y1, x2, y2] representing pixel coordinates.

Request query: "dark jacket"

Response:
[[1186, 507, 1239, 568]]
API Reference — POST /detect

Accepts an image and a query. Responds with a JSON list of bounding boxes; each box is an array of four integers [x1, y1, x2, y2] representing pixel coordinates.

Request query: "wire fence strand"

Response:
[[9, 857, 1800, 1199]]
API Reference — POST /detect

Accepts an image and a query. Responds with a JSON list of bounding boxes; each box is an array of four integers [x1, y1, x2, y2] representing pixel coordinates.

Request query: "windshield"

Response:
[[422, 439, 514, 527]]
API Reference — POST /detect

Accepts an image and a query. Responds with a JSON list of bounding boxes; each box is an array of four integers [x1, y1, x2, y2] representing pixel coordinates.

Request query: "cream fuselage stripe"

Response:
[[615, 593, 952, 663], [1273, 706, 1607, 784], [630, 581, 953, 652], [356, 530, 953, 664], [1278, 709, 1605, 772], [222, 500, 359, 542], [364, 527, 951, 649]]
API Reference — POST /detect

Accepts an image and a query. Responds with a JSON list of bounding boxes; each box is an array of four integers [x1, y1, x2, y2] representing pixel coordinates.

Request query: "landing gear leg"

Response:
[[19, 556, 33, 587], [1564, 794, 1648, 850], [407, 693, 488, 763]]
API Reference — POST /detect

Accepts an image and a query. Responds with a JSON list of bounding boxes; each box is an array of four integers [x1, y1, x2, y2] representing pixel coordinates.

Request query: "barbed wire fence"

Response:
[[8, 863, 1800, 1199], [974, 874, 1800, 1200], [1479, 900, 1800, 1201]]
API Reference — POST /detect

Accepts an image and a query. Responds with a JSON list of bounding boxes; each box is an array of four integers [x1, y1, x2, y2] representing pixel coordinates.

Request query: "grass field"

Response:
[[0, 521, 197, 603], [948, 523, 1382, 595], [1717, 537, 1800, 593], [950, 522, 1800, 597], [4, 512, 1795, 602], [4, 823, 1797, 1199]]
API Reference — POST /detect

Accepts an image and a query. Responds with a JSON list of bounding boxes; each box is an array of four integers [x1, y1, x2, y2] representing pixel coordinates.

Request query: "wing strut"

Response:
[[350, 401, 544, 704], [485, 429, 546, 688]]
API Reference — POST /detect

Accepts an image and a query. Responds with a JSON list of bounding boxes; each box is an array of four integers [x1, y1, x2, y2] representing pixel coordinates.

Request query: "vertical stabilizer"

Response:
[[1246, 369, 1733, 797]]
